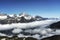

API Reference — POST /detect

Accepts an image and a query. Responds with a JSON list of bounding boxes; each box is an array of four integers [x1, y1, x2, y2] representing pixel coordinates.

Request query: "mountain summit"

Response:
[[0, 13, 44, 24]]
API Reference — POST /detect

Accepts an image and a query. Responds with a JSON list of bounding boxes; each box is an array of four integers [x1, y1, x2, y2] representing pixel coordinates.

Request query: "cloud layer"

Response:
[[0, 20, 59, 40]]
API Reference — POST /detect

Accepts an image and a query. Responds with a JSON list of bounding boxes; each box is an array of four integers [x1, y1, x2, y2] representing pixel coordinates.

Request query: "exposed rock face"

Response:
[[18, 13, 36, 23], [0, 13, 44, 24], [0, 20, 7, 24], [25, 37, 37, 40], [41, 35, 60, 40], [35, 16, 43, 21], [50, 21, 60, 29], [19, 16, 35, 23]]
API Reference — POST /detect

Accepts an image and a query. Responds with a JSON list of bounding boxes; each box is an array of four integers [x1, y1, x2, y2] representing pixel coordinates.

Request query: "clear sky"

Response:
[[0, 0, 60, 18]]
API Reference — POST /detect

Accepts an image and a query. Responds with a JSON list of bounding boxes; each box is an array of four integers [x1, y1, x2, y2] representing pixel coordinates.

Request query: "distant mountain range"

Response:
[[0, 13, 47, 24], [0, 13, 60, 29], [0, 13, 60, 24]]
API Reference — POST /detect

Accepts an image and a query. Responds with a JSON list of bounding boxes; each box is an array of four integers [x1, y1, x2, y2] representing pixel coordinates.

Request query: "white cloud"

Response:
[[0, 20, 59, 40], [0, 20, 58, 30], [12, 28, 22, 34], [18, 34, 25, 38], [0, 33, 7, 36], [32, 34, 40, 39]]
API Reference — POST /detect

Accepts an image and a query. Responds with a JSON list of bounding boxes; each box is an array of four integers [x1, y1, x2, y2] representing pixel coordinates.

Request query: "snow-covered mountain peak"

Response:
[[19, 12, 30, 17]]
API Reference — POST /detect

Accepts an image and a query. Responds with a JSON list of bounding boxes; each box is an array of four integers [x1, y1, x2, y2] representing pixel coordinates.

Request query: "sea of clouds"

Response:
[[0, 20, 60, 40]]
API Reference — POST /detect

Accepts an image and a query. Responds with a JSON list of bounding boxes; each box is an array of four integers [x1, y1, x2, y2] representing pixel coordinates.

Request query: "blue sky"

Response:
[[0, 0, 60, 18]]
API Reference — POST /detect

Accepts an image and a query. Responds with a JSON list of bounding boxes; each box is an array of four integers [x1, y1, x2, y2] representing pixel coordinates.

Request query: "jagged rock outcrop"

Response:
[[18, 13, 35, 23]]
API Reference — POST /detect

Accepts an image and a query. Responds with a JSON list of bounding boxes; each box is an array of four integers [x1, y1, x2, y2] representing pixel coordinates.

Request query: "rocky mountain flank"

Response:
[[0, 13, 44, 24]]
